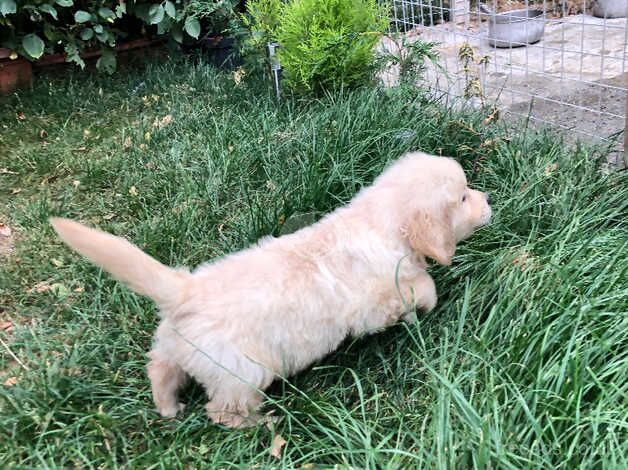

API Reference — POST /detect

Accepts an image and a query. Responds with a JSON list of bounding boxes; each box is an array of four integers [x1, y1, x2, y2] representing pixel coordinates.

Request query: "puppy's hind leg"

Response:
[[201, 353, 273, 428], [147, 349, 188, 417]]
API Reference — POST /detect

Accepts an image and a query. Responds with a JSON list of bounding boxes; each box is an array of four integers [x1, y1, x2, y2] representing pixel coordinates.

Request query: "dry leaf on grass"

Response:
[[0, 224, 12, 237], [129, 186, 138, 196], [270, 434, 286, 459], [483, 106, 500, 125], [152, 115, 173, 129], [3, 376, 17, 387], [0, 320, 13, 332], [29, 281, 52, 293], [544, 163, 558, 176], [0, 224, 15, 258], [233, 68, 245, 85]]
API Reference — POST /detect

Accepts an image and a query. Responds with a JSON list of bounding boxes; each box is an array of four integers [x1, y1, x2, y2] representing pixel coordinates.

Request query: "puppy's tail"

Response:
[[50, 217, 189, 309]]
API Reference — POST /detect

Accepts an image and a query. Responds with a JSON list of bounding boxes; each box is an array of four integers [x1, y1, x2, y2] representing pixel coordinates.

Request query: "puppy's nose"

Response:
[[485, 193, 491, 205]]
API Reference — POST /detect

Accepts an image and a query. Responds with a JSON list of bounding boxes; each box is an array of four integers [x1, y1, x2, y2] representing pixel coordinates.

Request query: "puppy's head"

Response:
[[397, 153, 492, 265]]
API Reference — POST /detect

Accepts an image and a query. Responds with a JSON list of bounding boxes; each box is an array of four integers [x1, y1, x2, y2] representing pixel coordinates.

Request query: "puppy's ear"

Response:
[[403, 209, 456, 265]]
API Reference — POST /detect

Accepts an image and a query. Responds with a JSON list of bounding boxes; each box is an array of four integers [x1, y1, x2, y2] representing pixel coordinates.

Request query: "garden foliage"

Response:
[[0, 0, 240, 72], [243, 0, 387, 93]]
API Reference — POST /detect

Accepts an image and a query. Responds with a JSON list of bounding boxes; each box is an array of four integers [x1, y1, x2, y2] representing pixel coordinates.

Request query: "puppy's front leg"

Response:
[[399, 273, 437, 324]]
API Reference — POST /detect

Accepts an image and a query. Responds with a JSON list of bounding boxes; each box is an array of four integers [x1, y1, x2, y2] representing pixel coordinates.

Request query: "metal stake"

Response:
[[267, 42, 282, 99]]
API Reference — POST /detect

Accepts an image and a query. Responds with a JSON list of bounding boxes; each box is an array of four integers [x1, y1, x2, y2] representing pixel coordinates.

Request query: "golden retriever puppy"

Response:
[[50, 151, 491, 428]]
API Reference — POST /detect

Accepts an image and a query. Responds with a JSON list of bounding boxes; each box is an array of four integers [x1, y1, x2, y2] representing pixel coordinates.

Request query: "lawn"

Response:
[[1, 59, 627, 468]]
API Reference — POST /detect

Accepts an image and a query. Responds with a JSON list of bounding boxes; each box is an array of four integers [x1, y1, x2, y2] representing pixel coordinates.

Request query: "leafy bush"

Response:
[[0, 0, 240, 72], [243, 0, 388, 94]]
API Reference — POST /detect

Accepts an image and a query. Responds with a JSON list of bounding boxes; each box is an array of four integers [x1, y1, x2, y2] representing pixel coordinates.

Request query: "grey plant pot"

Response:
[[592, 0, 627, 18], [486, 9, 545, 48]]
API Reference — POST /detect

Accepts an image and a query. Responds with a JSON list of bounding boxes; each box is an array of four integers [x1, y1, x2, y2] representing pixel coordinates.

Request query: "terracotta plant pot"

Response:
[[0, 49, 33, 94]]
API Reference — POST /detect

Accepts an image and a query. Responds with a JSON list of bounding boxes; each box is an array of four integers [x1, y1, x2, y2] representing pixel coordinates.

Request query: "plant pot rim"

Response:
[[0, 48, 17, 60], [4, 38, 166, 67]]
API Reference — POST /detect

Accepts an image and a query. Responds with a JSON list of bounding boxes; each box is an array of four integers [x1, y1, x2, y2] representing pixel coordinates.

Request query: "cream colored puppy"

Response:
[[51, 151, 491, 428]]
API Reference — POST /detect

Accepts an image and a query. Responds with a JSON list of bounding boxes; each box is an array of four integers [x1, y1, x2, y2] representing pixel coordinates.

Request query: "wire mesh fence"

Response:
[[384, 0, 627, 166]]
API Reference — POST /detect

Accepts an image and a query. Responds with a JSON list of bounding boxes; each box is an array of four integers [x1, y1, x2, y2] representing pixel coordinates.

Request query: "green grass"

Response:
[[1, 59, 627, 468]]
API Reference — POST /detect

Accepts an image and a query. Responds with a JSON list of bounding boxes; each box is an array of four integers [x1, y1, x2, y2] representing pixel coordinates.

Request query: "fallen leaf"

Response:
[[73, 180, 80, 188], [73, 286, 84, 293], [233, 67, 245, 85], [544, 163, 558, 176], [123, 136, 133, 149], [139, 144, 146, 150], [270, 434, 286, 459], [39, 129, 48, 139], [75, 146, 88, 152], [129, 186, 138, 196], [0, 224, 11, 237], [144, 132, 151, 142], [3, 377, 17, 387], [483, 106, 499, 125], [30, 281, 52, 293], [0, 168, 18, 174], [16, 112, 26, 121], [51, 258, 63, 267], [0, 320, 13, 332], [153, 115, 173, 129]]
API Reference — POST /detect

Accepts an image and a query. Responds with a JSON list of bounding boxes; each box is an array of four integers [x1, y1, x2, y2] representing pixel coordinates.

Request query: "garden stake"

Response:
[[267, 42, 282, 99]]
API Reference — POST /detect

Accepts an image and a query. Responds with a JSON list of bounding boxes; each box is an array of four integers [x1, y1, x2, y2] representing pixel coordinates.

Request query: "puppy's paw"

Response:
[[401, 311, 418, 324], [157, 402, 185, 418], [206, 402, 262, 429]]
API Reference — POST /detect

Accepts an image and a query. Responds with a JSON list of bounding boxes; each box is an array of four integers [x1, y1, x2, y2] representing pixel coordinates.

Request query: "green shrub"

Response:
[[0, 0, 240, 72], [243, 0, 388, 94]]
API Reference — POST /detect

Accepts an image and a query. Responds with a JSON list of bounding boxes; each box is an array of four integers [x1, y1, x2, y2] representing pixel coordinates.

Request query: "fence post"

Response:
[[452, 0, 469, 26]]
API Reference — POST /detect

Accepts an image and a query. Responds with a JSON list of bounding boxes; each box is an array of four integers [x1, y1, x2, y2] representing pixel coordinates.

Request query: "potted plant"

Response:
[[184, 0, 244, 69], [0, 48, 32, 93], [592, 0, 627, 18], [243, 0, 388, 94]]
